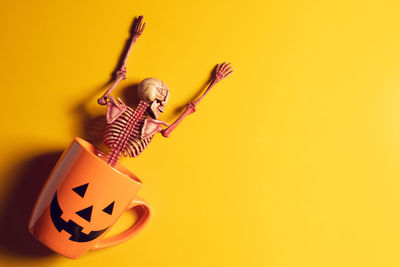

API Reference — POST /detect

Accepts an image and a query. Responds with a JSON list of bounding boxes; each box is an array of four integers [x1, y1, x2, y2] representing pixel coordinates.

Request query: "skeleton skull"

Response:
[[137, 78, 169, 119]]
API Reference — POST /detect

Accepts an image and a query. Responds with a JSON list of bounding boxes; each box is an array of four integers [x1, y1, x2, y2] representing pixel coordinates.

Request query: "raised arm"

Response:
[[97, 16, 146, 105], [161, 62, 233, 137]]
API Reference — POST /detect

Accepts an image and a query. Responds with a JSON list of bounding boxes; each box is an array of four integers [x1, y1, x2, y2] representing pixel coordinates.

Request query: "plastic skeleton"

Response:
[[97, 16, 233, 167]]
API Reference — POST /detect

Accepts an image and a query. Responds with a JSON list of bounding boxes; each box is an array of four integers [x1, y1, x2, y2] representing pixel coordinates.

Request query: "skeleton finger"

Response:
[[135, 16, 143, 32], [218, 62, 227, 72], [137, 16, 143, 27], [224, 70, 233, 78], [221, 62, 231, 73], [216, 63, 222, 73], [223, 66, 233, 76], [140, 22, 146, 34]]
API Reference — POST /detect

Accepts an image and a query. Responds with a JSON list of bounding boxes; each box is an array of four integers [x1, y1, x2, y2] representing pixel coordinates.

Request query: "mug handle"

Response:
[[92, 197, 151, 250]]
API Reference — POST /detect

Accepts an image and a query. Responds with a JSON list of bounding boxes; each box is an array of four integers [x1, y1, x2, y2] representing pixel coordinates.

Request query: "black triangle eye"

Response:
[[76, 206, 93, 222], [102, 201, 114, 215], [72, 183, 89, 198]]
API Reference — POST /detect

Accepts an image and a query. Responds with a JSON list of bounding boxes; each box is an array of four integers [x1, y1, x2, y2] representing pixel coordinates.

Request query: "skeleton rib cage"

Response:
[[103, 101, 153, 166]]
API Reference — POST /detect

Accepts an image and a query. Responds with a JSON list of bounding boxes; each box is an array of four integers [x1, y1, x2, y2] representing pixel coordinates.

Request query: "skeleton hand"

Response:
[[133, 16, 146, 38], [215, 62, 233, 83]]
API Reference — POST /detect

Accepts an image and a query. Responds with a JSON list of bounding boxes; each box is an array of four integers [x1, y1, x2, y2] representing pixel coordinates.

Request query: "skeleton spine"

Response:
[[105, 101, 149, 166]]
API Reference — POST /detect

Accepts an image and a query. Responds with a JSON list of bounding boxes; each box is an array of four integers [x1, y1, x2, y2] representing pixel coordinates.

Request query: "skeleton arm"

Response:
[[97, 16, 146, 105], [161, 62, 233, 137]]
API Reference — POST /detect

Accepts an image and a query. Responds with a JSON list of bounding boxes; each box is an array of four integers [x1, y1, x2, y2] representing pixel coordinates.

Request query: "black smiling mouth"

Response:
[[50, 191, 109, 242]]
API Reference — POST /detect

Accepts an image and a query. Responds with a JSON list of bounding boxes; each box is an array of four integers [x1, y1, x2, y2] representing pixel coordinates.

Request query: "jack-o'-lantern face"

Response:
[[50, 183, 115, 242]]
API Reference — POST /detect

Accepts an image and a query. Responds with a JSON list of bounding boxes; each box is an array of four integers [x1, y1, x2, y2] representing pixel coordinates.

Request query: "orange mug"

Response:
[[28, 137, 151, 259]]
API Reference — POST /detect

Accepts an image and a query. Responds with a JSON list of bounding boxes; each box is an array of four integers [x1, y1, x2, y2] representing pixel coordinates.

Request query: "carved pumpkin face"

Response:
[[50, 183, 115, 242]]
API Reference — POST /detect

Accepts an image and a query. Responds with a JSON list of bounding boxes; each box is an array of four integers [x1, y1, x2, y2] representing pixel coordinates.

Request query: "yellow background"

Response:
[[1, 0, 400, 266]]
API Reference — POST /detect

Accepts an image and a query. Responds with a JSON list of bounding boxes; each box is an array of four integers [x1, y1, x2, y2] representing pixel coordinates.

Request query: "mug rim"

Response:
[[73, 137, 143, 186]]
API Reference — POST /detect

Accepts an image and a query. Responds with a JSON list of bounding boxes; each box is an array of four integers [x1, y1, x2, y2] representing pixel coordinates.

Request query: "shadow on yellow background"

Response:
[[2, 0, 400, 266]]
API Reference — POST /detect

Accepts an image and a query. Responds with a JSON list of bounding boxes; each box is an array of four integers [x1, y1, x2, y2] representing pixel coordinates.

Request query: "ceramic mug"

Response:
[[29, 137, 151, 259]]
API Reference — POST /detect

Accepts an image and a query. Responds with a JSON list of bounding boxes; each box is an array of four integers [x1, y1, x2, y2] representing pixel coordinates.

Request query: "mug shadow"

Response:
[[0, 152, 63, 258]]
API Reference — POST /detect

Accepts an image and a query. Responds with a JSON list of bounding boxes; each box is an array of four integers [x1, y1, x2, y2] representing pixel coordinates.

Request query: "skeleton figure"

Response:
[[97, 16, 233, 167]]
